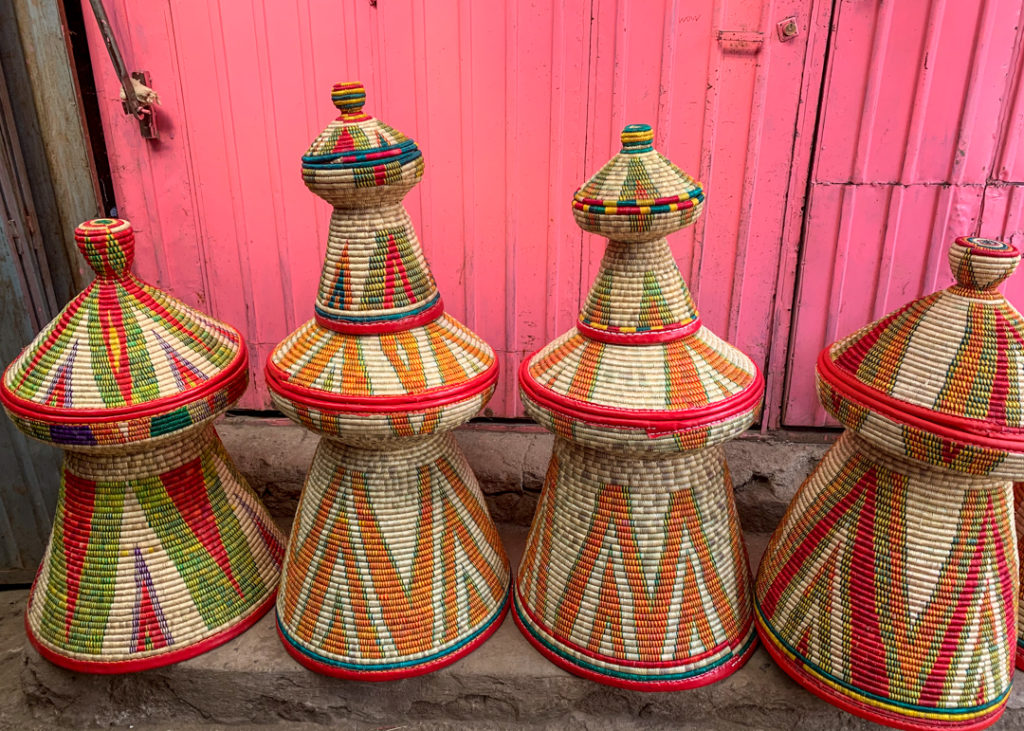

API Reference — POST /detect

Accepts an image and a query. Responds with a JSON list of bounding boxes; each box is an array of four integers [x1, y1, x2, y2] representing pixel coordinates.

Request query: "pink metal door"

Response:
[[82, 0, 817, 418], [783, 0, 1024, 426]]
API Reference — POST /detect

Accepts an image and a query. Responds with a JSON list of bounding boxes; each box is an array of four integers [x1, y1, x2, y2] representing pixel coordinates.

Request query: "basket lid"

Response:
[[572, 124, 705, 240], [301, 81, 421, 173], [1, 219, 247, 433], [269, 82, 496, 418], [818, 236, 1024, 451], [522, 126, 762, 439]]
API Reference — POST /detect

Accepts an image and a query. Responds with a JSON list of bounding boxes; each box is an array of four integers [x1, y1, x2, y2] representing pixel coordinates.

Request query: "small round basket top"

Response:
[[302, 81, 422, 177], [818, 235, 1024, 464], [0, 219, 247, 447], [571, 124, 705, 241]]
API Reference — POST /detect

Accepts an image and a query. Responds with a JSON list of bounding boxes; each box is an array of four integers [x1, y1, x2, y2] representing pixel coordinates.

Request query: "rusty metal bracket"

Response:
[[88, 0, 158, 139]]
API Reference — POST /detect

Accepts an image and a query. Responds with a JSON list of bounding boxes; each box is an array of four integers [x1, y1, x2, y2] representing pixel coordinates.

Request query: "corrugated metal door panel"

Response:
[[783, 0, 1024, 426], [82, 0, 816, 418]]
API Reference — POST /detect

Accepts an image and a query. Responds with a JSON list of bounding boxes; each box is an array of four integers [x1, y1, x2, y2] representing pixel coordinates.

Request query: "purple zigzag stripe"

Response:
[[131, 547, 173, 652]]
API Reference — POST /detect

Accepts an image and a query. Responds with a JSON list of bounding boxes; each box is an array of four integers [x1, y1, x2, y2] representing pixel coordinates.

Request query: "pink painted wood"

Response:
[[82, 0, 813, 417], [783, 0, 1024, 426]]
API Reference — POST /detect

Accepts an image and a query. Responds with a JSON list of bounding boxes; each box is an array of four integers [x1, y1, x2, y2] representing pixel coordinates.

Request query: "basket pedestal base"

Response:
[[276, 431, 510, 680], [26, 426, 285, 673], [513, 438, 755, 690], [755, 432, 1016, 731]]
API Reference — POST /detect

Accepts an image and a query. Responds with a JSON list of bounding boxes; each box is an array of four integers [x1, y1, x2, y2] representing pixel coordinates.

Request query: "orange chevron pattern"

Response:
[[515, 440, 754, 686], [277, 433, 509, 672]]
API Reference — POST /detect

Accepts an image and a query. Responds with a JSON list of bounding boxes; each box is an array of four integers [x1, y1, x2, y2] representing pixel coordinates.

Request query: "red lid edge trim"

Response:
[[265, 356, 498, 413], [818, 349, 1024, 450], [518, 353, 764, 431]]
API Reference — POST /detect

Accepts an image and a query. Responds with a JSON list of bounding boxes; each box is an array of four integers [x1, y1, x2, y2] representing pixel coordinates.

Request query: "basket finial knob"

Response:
[[948, 236, 1020, 291], [75, 218, 135, 278], [620, 124, 654, 153], [332, 81, 367, 116]]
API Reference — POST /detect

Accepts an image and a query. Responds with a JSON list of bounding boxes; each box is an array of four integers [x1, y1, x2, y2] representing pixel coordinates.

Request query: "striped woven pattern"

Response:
[[819, 236, 1024, 474], [26, 426, 284, 671], [578, 239, 698, 332], [515, 124, 759, 690], [756, 432, 1016, 730], [2, 220, 246, 448], [515, 439, 755, 688], [572, 124, 705, 241], [756, 236, 1024, 730], [313, 207, 438, 323], [302, 83, 423, 208], [2, 218, 284, 672], [277, 433, 509, 678], [271, 82, 508, 678]]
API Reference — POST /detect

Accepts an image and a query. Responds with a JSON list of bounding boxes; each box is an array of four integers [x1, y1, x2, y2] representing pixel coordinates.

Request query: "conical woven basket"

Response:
[[514, 124, 762, 690], [277, 433, 509, 678], [515, 439, 756, 688], [270, 82, 509, 678], [756, 236, 1024, 730], [756, 432, 1016, 730], [2, 219, 284, 672]]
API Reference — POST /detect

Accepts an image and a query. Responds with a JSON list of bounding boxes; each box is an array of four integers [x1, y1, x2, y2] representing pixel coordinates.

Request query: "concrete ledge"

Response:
[[16, 526, 1024, 729], [218, 416, 833, 530]]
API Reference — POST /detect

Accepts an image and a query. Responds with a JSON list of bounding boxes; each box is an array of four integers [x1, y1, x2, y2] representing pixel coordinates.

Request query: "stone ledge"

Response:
[[16, 526, 1024, 729], [218, 416, 833, 530]]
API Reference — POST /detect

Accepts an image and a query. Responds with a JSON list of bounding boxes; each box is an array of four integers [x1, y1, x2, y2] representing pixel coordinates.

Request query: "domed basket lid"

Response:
[[522, 125, 762, 437], [301, 82, 421, 173], [572, 124, 705, 239], [1, 219, 247, 430], [818, 236, 1024, 451]]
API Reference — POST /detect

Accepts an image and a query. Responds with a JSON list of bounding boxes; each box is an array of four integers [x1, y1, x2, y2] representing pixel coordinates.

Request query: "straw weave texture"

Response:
[[27, 425, 284, 669], [755, 432, 1016, 729], [277, 432, 509, 676], [515, 438, 755, 688], [270, 82, 508, 678]]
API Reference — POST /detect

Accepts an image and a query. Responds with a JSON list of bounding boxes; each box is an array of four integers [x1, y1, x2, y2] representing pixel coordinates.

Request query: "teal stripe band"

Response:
[[315, 293, 440, 324], [278, 587, 509, 672], [513, 591, 754, 683]]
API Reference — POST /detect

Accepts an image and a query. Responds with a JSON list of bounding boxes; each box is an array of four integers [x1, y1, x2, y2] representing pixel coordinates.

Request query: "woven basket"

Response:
[[755, 236, 1024, 730], [2, 219, 284, 672], [27, 426, 284, 671], [756, 432, 1015, 730], [514, 124, 762, 690], [269, 82, 509, 677], [277, 432, 510, 678], [515, 438, 755, 688]]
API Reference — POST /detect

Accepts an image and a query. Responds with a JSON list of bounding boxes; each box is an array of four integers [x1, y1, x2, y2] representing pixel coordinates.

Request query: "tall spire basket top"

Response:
[[267, 82, 498, 439], [520, 124, 764, 452]]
